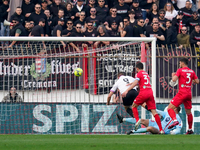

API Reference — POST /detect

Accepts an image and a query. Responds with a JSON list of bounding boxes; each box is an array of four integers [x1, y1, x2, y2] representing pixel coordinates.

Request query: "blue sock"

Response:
[[124, 118, 136, 124], [134, 128, 147, 133]]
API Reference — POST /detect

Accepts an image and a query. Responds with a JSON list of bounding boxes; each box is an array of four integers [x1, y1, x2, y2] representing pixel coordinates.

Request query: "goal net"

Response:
[[0, 37, 199, 134]]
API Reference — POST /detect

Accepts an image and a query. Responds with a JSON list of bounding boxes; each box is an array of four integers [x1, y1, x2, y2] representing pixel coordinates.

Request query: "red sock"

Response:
[[154, 114, 163, 131], [187, 113, 193, 129], [132, 107, 139, 122], [168, 108, 177, 121]]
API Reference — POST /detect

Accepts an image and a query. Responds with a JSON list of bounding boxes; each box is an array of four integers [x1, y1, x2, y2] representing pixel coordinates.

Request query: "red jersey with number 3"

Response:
[[136, 70, 152, 91], [175, 67, 198, 93]]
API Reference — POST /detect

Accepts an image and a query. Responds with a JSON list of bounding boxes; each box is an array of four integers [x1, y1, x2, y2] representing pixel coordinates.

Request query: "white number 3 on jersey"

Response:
[[144, 75, 149, 85], [186, 73, 191, 84]]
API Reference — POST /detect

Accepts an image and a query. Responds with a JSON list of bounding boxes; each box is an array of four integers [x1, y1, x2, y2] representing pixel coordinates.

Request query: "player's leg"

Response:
[[167, 103, 177, 121], [127, 119, 149, 135], [146, 126, 160, 134], [184, 99, 194, 134], [132, 102, 139, 122], [123, 89, 138, 117], [128, 126, 160, 135], [146, 94, 163, 132], [168, 93, 184, 129], [127, 128, 148, 135], [141, 102, 151, 111], [116, 113, 136, 124], [151, 109, 163, 132], [124, 106, 134, 118], [185, 109, 194, 134]]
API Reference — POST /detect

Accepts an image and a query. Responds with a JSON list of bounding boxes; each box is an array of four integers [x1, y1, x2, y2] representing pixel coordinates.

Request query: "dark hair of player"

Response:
[[180, 58, 188, 65], [117, 72, 125, 78], [136, 62, 143, 69]]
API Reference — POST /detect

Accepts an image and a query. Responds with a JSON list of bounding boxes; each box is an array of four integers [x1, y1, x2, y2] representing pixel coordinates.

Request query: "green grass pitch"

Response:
[[0, 135, 200, 150]]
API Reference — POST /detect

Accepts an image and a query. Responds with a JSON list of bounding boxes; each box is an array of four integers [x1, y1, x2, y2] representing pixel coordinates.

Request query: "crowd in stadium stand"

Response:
[[0, 0, 200, 50]]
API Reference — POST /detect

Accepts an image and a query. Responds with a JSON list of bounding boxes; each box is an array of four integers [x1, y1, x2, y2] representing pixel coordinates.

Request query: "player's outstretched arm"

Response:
[[106, 91, 114, 105]]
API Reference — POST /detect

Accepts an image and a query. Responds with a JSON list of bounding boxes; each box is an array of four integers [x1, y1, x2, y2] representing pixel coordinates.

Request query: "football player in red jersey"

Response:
[[167, 58, 199, 134], [122, 62, 164, 134]]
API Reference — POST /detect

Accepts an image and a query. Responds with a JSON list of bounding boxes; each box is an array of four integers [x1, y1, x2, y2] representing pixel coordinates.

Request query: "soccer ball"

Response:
[[74, 68, 83, 77]]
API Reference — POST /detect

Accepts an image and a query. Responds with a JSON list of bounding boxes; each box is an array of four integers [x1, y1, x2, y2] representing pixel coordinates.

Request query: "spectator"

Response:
[[114, 0, 130, 20], [94, 25, 110, 47], [52, 9, 67, 29], [74, 11, 86, 32], [44, 9, 52, 36], [172, 10, 187, 34], [145, 17, 160, 34], [0, 0, 10, 45], [71, 0, 87, 22], [158, 9, 167, 34], [96, 0, 109, 24], [128, 10, 136, 27], [10, 7, 25, 26], [107, 21, 120, 37], [24, 21, 31, 36], [50, 0, 67, 18], [186, 11, 200, 34], [62, 19, 75, 37], [130, 0, 143, 20], [22, 0, 35, 20], [8, 18, 26, 48], [83, 21, 98, 46], [53, 17, 66, 48], [177, 0, 192, 9], [2, 87, 23, 103], [85, 7, 100, 29], [65, 2, 74, 20], [120, 17, 134, 37], [164, 2, 178, 21], [28, 3, 49, 36], [181, 0, 193, 21], [165, 20, 177, 46], [69, 23, 85, 52], [177, 26, 190, 48], [146, 3, 159, 23], [190, 23, 200, 47], [133, 18, 145, 37], [85, 0, 96, 16], [30, 18, 46, 49], [139, 0, 153, 20], [146, 22, 165, 47], [104, 7, 123, 30], [41, 0, 50, 12], [29, 20, 35, 30]]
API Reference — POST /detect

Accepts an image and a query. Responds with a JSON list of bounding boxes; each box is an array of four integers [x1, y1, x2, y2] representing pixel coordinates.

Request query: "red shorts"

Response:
[[134, 90, 156, 110], [171, 92, 192, 109]]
